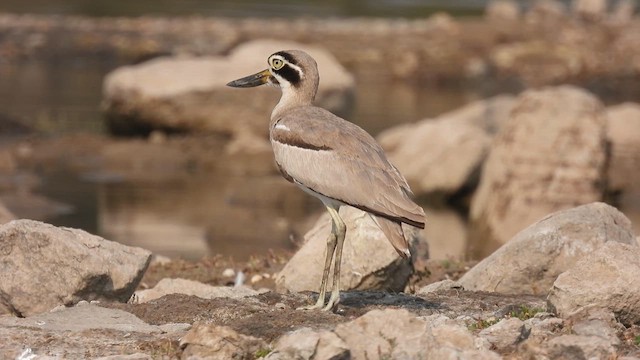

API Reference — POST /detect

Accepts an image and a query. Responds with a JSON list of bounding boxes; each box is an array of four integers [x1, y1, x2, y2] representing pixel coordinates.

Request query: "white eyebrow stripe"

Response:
[[275, 123, 290, 131]]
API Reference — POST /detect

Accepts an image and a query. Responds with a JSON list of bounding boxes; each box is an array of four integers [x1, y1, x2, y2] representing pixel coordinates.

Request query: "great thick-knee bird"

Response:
[[227, 50, 426, 311]]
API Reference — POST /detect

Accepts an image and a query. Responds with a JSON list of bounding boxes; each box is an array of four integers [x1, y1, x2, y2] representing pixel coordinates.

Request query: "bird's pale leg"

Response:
[[297, 206, 339, 310], [323, 206, 346, 311]]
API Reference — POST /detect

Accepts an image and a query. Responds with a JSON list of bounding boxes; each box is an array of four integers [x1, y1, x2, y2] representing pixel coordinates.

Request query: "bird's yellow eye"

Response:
[[270, 58, 285, 70]]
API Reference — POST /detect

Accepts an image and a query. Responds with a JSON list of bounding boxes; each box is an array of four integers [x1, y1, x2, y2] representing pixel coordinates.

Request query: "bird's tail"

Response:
[[371, 214, 411, 259]]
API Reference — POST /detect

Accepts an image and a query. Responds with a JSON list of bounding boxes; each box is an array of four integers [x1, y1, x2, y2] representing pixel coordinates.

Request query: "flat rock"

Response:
[[548, 242, 640, 326], [547, 334, 618, 359], [134, 278, 260, 303], [479, 317, 528, 350], [0, 220, 151, 317], [469, 86, 608, 257], [275, 207, 416, 294], [0, 303, 160, 333], [606, 102, 640, 193], [265, 327, 349, 360], [103, 39, 354, 137], [180, 324, 267, 360], [333, 308, 500, 360], [459, 202, 636, 295]]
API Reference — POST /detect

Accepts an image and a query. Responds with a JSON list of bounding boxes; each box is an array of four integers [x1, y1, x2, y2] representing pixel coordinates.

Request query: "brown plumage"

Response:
[[227, 49, 425, 311]]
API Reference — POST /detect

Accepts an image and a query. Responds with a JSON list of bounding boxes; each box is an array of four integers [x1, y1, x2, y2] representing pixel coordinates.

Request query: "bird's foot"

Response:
[[296, 293, 326, 311], [296, 293, 339, 312], [321, 292, 340, 311]]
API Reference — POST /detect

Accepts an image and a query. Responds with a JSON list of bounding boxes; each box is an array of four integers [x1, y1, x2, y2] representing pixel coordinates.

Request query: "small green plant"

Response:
[[255, 348, 271, 358], [634, 335, 640, 346], [468, 318, 500, 331], [509, 305, 545, 321]]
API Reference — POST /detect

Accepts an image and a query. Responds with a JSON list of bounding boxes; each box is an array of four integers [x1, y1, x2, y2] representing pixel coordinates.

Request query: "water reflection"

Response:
[[96, 174, 320, 260]]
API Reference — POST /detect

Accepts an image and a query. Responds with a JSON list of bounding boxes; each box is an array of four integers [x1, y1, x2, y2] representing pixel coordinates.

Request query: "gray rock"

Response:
[[0, 220, 151, 317], [275, 207, 416, 293], [548, 242, 640, 326], [479, 318, 528, 350], [469, 86, 608, 257], [334, 308, 500, 359], [547, 334, 617, 359], [379, 116, 491, 198], [103, 39, 354, 137], [459, 202, 635, 295], [378, 95, 515, 199], [525, 316, 564, 341], [265, 327, 349, 360], [606, 103, 640, 193], [0, 304, 160, 333], [134, 278, 260, 303], [417, 279, 461, 295], [180, 324, 268, 360]]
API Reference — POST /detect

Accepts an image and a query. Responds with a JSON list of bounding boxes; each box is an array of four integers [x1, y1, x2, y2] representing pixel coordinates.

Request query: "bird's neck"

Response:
[[271, 83, 316, 122]]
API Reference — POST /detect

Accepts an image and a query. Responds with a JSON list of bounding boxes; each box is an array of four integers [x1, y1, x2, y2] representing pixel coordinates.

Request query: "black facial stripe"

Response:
[[274, 64, 301, 86], [274, 51, 297, 65]]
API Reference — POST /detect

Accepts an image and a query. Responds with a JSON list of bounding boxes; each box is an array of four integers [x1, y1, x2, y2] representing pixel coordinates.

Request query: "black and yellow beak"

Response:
[[226, 69, 271, 88]]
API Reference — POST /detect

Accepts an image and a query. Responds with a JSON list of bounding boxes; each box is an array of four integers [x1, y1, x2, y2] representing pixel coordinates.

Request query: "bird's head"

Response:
[[226, 50, 318, 91]]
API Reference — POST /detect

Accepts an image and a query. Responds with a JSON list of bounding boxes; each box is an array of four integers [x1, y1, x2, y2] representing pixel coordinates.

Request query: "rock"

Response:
[[469, 86, 608, 256], [334, 308, 500, 359], [572, 0, 608, 21], [275, 207, 416, 294], [103, 39, 354, 137], [265, 327, 349, 360], [547, 334, 618, 359], [610, 0, 635, 24], [0, 220, 151, 317], [134, 278, 260, 303], [525, 316, 564, 341], [377, 95, 515, 199], [486, 0, 521, 21], [417, 279, 461, 295], [459, 202, 636, 295], [548, 242, 640, 326], [525, 0, 568, 23], [379, 117, 491, 198], [180, 324, 268, 360], [0, 304, 160, 333], [606, 103, 640, 193], [479, 318, 528, 350]]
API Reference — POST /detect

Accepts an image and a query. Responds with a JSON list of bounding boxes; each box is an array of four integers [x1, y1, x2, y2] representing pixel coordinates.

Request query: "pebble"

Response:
[[222, 268, 235, 277], [250, 274, 263, 284]]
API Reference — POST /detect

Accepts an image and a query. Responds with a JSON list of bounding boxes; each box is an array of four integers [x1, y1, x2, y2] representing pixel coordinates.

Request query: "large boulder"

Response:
[[458, 203, 636, 295], [0, 220, 151, 317], [469, 86, 608, 257], [379, 117, 490, 199], [103, 39, 355, 136], [605, 103, 640, 193], [378, 95, 514, 198], [275, 207, 418, 293], [548, 242, 640, 326]]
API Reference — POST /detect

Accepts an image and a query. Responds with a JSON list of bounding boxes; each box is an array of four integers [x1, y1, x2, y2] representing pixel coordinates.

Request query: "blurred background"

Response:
[[0, 0, 638, 261]]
